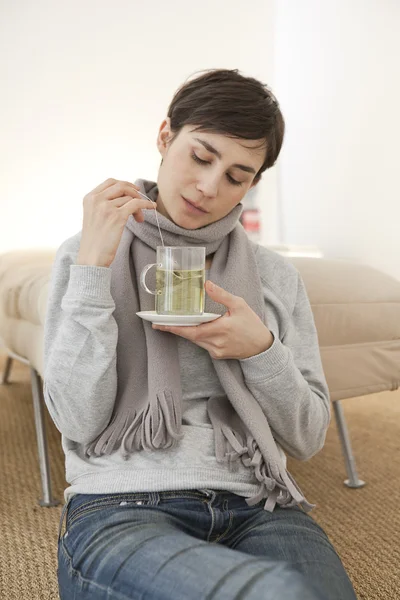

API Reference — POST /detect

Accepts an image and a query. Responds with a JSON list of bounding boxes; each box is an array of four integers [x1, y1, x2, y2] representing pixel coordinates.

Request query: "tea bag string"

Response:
[[137, 190, 165, 248], [137, 189, 197, 279]]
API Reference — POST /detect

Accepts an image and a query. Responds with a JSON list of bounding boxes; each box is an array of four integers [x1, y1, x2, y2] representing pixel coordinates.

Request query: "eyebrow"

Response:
[[193, 137, 256, 174]]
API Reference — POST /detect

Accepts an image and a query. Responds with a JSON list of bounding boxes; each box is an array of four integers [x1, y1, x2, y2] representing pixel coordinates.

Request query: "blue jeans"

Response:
[[58, 489, 356, 600]]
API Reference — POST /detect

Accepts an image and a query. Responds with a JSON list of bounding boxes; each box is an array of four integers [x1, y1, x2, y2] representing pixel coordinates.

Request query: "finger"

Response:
[[152, 324, 199, 341], [152, 324, 215, 352], [133, 209, 144, 222], [119, 197, 155, 219], [109, 195, 153, 209], [185, 315, 226, 337], [103, 182, 141, 201], [90, 178, 121, 194], [205, 281, 243, 310], [109, 195, 133, 208], [152, 318, 223, 339]]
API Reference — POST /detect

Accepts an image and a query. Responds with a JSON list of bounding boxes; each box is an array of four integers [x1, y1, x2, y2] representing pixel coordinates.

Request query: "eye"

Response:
[[191, 151, 243, 187], [191, 152, 209, 165], [227, 174, 243, 187]]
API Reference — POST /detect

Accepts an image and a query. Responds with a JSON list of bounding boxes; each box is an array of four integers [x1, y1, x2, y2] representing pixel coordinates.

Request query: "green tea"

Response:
[[156, 268, 205, 315]]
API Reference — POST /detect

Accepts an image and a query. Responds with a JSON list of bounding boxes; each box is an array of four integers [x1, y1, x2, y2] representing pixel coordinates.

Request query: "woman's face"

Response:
[[156, 119, 266, 229]]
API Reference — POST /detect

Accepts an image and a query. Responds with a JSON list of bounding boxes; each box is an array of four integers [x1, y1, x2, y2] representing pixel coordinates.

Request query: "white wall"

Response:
[[274, 0, 400, 280], [0, 0, 278, 253]]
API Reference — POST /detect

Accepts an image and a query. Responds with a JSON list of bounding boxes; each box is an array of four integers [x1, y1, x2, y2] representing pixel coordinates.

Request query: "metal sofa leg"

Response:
[[30, 367, 60, 507], [333, 400, 366, 488], [1, 356, 13, 384]]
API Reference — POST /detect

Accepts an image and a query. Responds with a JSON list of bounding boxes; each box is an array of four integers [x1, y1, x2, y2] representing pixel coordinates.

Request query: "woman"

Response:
[[44, 69, 356, 599]]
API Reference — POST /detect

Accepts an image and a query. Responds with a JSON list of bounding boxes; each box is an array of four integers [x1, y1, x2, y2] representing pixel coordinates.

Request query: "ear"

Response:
[[156, 117, 172, 158]]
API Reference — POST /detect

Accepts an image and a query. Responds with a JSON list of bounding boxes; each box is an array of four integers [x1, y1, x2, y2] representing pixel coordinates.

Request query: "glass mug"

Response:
[[140, 246, 206, 315]]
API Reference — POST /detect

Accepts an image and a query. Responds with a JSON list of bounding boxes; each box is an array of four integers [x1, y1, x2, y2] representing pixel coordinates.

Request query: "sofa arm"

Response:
[[0, 249, 56, 376]]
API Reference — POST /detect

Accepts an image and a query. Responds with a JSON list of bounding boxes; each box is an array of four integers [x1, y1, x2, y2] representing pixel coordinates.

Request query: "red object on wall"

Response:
[[241, 209, 261, 233]]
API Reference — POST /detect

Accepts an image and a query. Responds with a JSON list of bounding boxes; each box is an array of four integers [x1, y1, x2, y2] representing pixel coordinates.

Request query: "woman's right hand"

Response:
[[77, 178, 155, 267]]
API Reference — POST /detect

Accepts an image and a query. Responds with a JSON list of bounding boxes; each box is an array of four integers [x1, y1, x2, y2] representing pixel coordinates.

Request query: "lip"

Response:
[[182, 196, 208, 214]]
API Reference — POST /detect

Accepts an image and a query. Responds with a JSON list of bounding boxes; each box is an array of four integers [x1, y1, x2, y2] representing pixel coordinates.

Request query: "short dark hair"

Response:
[[166, 69, 285, 182]]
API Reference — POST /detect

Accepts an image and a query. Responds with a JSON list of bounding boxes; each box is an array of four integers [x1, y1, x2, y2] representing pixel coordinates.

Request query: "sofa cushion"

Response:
[[289, 257, 400, 400]]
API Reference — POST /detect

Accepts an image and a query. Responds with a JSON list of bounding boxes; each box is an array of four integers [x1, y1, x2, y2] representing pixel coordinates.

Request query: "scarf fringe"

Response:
[[84, 412, 131, 457], [213, 421, 315, 513], [84, 391, 183, 458]]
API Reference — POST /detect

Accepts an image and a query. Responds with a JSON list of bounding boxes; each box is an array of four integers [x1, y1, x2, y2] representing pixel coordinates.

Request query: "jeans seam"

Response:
[[202, 491, 218, 542], [67, 492, 213, 530], [67, 494, 150, 522], [67, 504, 149, 529], [60, 539, 142, 600], [214, 510, 234, 543], [67, 491, 209, 523], [206, 503, 216, 542], [68, 498, 149, 525]]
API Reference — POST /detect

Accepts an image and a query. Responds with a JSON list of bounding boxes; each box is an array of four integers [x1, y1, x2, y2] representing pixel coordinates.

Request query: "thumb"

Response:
[[205, 280, 240, 309]]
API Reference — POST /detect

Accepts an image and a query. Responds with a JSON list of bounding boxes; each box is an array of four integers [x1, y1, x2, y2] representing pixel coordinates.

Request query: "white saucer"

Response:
[[136, 311, 221, 327]]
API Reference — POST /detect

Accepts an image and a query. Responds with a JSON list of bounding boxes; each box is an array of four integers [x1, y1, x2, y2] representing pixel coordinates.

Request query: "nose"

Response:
[[196, 173, 219, 198]]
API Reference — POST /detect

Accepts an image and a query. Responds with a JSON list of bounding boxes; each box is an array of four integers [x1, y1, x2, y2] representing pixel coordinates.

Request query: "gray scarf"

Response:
[[84, 179, 313, 513]]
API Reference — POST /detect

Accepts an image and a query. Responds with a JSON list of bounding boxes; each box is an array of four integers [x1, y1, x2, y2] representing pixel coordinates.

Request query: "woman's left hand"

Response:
[[152, 280, 274, 360]]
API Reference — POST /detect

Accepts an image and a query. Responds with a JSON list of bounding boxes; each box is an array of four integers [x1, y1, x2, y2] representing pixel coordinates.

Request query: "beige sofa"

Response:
[[1, 248, 400, 506]]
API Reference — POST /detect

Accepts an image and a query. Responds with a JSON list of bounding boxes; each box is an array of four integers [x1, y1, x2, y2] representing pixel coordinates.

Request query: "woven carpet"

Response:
[[0, 354, 399, 599]]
